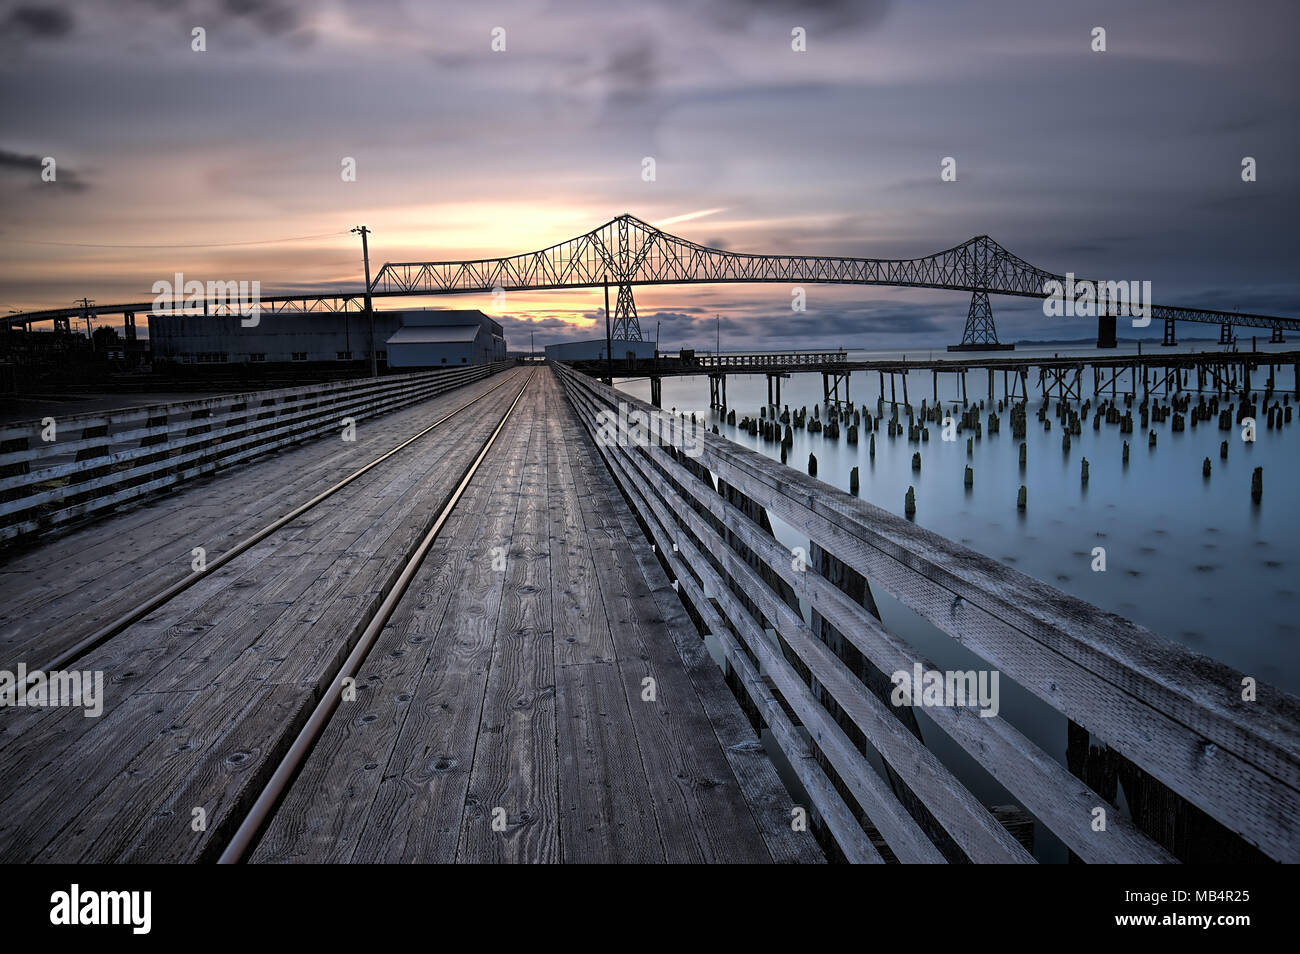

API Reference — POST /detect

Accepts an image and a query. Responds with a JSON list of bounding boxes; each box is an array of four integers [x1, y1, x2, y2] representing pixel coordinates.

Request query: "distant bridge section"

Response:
[[9, 214, 1299, 349]]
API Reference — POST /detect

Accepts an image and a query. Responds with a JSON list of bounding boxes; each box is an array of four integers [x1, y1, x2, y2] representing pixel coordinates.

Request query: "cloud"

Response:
[[2, 4, 74, 38], [0, 147, 87, 190]]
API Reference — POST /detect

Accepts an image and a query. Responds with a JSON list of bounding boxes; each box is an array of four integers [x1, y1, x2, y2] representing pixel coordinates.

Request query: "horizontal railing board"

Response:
[[556, 363, 1300, 862], [567, 395, 883, 863], [562, 379, 946, 863], [565, 374, 1034, 862], [0, 366, 474, 440], [0, 373, 470, 515], [1, 364, 510, 542], [0, 367, 488, 469], [589, 397, 1170, 863], [0, 371, 479, 502]]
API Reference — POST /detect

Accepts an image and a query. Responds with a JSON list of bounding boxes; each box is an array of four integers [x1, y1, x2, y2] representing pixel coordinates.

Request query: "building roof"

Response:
[[386, 324, 481, 345]]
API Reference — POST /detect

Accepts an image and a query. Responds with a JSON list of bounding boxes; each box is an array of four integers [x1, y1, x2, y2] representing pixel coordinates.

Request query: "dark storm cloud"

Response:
[[0, 147, 86, 189], [2, 4, 73, 38], [0, 0, 309, 41], [217, 0, 303, 35], [680, 0, 891, 31]]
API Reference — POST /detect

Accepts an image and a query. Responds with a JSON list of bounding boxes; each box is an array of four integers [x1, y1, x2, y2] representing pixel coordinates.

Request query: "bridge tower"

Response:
[[958, 289, 1000, 348], [609, 215, 644, 341], [611, 284, 641, 341], [949, 236, 1012, 351]]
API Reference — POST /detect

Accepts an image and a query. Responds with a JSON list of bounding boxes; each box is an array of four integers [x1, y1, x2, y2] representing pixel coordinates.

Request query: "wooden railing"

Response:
[[0, 361, 514, 543], [555, 362, 1300, 863], [694, 351, 849, 369]]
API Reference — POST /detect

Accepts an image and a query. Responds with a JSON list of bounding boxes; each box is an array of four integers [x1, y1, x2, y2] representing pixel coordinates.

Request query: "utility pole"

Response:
[[352, 226, 375, 377], [76, 298, 95, 349], [604, 280, 613, 385]]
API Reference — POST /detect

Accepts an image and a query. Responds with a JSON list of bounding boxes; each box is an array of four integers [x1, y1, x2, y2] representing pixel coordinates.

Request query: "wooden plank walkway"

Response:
[[252, 370, 816, 863], [0, 368, 816, 863]]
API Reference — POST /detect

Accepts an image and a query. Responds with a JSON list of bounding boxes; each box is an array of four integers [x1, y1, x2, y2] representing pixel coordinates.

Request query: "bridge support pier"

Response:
[[1162, 318, 1177, 347], [650, 376, 662, 408], [709, 373, 727, 409], [124, 312, 137, 341], [1097, 315, 1117, 349], [1270, 326, 1285, 344], [948, 289, 1014, 352], [1219, 322, 1233, 346]]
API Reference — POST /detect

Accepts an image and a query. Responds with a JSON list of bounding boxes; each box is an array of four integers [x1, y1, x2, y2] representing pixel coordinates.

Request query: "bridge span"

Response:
[[8, 215, 1298, 352], [0, 361, 1296, 863]]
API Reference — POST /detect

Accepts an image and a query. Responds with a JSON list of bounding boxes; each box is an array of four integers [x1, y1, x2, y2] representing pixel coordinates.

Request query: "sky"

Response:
[[1, 0, 1297, 352]]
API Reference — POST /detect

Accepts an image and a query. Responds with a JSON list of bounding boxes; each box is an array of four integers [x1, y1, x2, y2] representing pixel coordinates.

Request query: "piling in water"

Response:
[[1081, 457, 1089, 483], [1252, 466, 1263, 502], [1123, 440, 1130, 464], [870, 433, 876, 458], [1018, 442, 1026, 469], [1017, 485, 1027, 510], [808, 453, 817, 477], [850, 466, 860, 495], [964, 465, 973, 487], [1203, 457, 1211, 478], [905, 485, 916, 516], [912, 452, 921, 472], [1220, 440, 1228, 459]]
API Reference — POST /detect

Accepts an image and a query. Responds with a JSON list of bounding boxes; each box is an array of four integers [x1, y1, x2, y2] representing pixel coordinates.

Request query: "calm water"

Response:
[[616, 341, 1300, 860]]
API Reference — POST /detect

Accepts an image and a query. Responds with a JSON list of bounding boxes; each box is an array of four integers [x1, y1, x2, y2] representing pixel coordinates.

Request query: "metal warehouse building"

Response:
[[149, 308, 505, 369], [385, 310, 506, 368], [544, 338, 656, 362]]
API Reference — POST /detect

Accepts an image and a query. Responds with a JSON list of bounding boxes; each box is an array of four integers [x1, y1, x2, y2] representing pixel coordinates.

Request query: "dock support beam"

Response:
[[709, 373, 727, 409], [766, 372, 787, 408], [823, 370, 850, 406]]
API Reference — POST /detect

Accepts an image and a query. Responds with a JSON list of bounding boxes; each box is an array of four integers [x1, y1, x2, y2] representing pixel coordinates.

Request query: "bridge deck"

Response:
[[0, 368, 817, 863]]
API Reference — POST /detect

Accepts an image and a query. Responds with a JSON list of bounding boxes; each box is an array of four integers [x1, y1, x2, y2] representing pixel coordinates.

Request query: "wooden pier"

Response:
[[0, 360, 1297, 863], [592, 348, 1300, 412]]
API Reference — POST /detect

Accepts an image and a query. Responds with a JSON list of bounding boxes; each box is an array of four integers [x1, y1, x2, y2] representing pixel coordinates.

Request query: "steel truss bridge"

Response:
[[7, 214, 1298, 348]]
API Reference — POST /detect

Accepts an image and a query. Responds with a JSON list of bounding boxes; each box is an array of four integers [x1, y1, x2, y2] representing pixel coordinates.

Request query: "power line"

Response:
[[5, 230, 350, 250]]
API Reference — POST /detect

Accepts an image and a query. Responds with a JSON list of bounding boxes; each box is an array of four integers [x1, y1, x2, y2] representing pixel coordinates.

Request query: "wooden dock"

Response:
[[0, 366, 817, 863], [1, 359, 1297, 864]]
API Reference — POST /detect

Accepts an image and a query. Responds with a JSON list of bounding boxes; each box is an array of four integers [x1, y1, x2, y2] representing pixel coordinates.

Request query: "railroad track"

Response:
[[1, 366, 532, 705], [1, 366, 537, 863], [220, 367, 534, 862]]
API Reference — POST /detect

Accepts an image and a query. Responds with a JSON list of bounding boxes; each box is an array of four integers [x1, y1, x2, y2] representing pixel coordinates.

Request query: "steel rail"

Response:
[[217, 367, 536, 863], [0, 365, 527, 705]]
